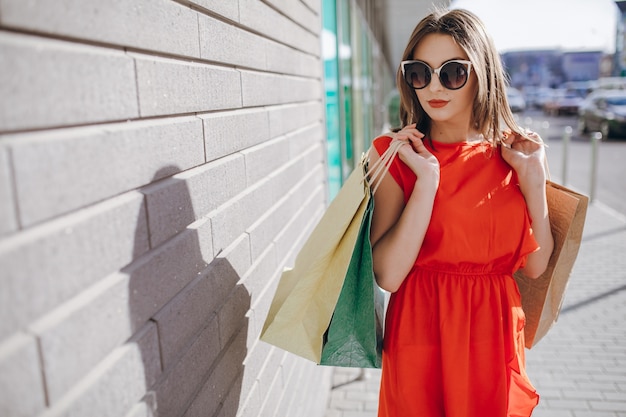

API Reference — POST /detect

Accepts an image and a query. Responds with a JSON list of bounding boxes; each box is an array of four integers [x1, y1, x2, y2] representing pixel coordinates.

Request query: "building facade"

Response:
[[0, 1, 391, 416]]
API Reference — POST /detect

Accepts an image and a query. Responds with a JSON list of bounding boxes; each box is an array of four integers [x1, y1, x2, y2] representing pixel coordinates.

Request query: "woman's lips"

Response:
[[428, 100, 448, 108]]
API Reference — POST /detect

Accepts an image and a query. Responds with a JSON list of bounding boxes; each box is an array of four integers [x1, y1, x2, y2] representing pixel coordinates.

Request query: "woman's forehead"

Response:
[[412, 33, 469, 65]]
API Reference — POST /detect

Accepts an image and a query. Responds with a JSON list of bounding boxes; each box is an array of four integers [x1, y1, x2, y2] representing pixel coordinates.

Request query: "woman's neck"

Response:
[[429, 122, 483, 144]]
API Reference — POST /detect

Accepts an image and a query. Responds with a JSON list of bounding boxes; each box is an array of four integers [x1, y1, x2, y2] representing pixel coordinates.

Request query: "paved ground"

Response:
[[324, 147, 626, 416]]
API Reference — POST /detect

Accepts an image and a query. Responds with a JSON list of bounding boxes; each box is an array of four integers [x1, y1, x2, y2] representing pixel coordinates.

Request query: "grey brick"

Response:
[[134, 55, 242, 117], [0, 191, 148, 341], [212, 372, 246, 417], [154, 233, 250, 368], [0, 333, 46, 417], [544, 399, 590, 410], [301, 0, 321, 14], [209, 177, 275, 253], [43, 322, 161, 417], [9, 117, 204, 227], [243, 341, 280, 406], [246, 159, 323, 262], [287, 123, 325, 158], [143, 154, 246, 247], [153, 316, 222, 417], [241, 70, 322, 107], [590, 400, 626, 411], [257, 367, 283, 417], [243, 254, 278, 343], [0, 147, 17, 235], [220, 233, 255, 279], [262, 0, 321, 34], [30, 272, 131, 404], [282, 360, 331, 416], [531, 409, 573, 417], [232, 383, 261, 417], [247, 195, 288, 261], [217, 284, 252, 352], [123, 217, 214, 331], [189, 0, 240, 21], [241, 136, 290, 186], [604, 391, 626, 401], [199, 15, 267, 69], [124, 400, 156, 417], [268, 102, 323, 138], [265, 40, 322, 78], [0, 32, 138, 132], [573, 412, 616, 417], [0, 0, 200, 58], [238, 0, 319, 54], [181, 327, 248, 417], [202, 108, 270, 162], [274, 188, 325, 267], [250, 277, 280, 350]]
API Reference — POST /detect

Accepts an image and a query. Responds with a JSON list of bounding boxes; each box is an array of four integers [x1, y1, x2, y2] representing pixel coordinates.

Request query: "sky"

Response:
[[449, 0, 621, 53]]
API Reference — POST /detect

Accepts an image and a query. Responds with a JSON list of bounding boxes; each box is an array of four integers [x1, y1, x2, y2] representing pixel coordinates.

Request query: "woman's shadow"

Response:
[[127, 165, 250, 416]]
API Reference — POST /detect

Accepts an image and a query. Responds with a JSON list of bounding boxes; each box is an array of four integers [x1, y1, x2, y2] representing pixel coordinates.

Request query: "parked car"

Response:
[[542, 89, 582, 116], [506, 87, 526, 112], [561, 81, 596, 99], [578, 90, 626, 138], [531, 87, 556, 110]]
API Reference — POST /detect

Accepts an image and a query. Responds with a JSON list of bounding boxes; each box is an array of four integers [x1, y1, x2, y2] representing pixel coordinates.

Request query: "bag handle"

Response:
[[365, 138, 405, 195], [543, 155, 552, 182]]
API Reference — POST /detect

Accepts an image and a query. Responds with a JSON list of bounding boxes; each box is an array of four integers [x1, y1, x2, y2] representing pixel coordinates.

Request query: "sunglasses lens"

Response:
[[440, 61, 469, 90], [404, 62, 430, 89]]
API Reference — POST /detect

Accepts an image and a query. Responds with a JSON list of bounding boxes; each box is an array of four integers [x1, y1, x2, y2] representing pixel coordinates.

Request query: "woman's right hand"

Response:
[[392, 124, 440, 187]]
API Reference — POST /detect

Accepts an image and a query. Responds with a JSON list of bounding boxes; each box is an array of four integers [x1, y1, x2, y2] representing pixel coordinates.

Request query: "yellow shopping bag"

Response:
[[260, 139, 403, 362]]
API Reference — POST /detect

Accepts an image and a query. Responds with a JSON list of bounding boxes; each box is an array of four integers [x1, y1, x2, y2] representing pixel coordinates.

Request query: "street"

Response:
[[516, 109, 626, 215]]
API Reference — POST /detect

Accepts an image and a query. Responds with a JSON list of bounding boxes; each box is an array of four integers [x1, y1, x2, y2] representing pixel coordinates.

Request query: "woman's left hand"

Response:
[[501, 130, 547, 190]]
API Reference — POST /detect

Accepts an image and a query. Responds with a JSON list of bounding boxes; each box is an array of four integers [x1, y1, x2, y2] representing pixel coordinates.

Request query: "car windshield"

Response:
[[606, 97, 626, 106]]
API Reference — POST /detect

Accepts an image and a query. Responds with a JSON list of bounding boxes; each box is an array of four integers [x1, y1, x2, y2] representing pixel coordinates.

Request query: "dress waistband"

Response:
[[414, 264, 513, 277]]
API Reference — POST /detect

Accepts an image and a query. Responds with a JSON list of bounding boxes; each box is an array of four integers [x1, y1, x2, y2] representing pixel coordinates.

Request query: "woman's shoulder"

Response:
[[372, 133, 395, 154]]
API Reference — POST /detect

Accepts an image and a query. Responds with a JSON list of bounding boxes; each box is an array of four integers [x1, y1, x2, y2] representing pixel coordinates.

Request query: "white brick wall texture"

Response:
[[0, 1, 340, 416]]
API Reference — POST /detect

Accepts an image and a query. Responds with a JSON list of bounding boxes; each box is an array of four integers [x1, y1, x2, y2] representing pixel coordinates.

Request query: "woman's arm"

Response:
[[502, 131, 554, 278], [370, 127, 440, 292]]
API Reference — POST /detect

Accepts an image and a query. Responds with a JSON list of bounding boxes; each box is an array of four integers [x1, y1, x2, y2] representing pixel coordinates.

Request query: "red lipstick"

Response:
[[428, 100, 448, 108]]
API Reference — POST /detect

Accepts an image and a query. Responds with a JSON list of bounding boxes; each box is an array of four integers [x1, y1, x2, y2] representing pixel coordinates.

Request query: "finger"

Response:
[[408, 135, 424, 147], [505, 132, 518, 149]]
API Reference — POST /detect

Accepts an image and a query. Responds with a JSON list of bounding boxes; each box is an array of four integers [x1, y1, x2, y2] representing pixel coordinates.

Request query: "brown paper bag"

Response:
[[514, 181, 589, 348]]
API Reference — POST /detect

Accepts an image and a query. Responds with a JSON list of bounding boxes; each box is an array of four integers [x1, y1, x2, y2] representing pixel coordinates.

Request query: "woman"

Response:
[[370, 8, 554, 417]]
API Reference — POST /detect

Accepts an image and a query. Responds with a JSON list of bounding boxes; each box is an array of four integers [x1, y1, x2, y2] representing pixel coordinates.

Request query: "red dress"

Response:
[[374, 135, 540, 417]]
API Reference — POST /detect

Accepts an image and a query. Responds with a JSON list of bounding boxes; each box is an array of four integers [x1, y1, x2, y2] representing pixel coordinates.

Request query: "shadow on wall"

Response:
[[128, 166, 250, 417]]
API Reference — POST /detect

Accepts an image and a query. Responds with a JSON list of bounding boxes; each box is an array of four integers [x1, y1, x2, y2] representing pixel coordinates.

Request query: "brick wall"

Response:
[[0, 1, 334, 416]]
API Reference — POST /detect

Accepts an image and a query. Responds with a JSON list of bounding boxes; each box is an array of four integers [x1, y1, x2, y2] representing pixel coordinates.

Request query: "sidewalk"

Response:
[[324, 200, 626, 417]]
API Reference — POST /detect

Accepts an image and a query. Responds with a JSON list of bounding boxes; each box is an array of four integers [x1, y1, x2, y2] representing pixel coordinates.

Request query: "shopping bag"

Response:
[[319, 190, 385, 368], [260, 138, 403, 363], [259, 163, 370, 362], [514, 181, 589, 348]]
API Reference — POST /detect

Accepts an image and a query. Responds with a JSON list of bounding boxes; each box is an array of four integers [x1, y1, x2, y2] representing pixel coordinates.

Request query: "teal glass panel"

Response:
[[322, 0, 341, 199]]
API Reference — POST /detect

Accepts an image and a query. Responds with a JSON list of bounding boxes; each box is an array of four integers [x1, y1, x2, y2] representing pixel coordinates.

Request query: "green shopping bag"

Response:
[[320, 172, 385, 368]]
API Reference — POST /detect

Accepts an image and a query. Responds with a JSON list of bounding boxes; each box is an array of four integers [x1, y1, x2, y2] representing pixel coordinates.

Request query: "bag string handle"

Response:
[[364, 138, 405, 195], [543, 154, 552, 183]]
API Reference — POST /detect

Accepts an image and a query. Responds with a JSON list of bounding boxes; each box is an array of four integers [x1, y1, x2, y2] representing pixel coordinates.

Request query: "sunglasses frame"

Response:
[[400, 59, 473, 90]]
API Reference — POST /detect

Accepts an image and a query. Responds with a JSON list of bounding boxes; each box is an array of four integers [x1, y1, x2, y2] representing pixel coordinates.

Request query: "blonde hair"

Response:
[[396, 8, 525, 145]]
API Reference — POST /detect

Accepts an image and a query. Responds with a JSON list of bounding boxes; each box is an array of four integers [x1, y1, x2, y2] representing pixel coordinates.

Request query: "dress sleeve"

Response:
[[514, 209, 541, 272], [372, 135, 416, 198]]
